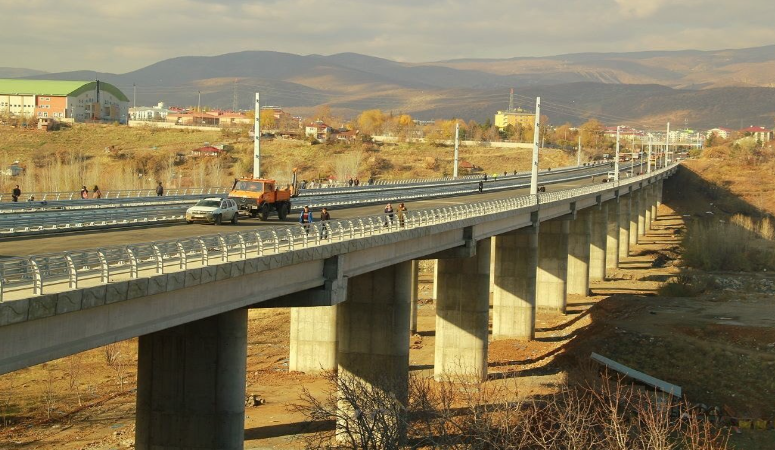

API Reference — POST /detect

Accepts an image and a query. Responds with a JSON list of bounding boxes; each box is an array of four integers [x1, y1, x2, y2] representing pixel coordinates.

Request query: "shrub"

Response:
[[681, 219, 775, 271]]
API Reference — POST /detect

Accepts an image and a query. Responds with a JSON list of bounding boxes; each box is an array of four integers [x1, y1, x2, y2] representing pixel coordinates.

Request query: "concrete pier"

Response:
[[135, 309, 248, 450], [644, 185, 653, 230], [492, 225, 538, 340], [409, 260, 420, 334], [638, 189, 647, 238], [605, 200, 620, 271], [629, 191, 640, 246], [434, 239, 490, 381], [618, 194, 631, 259], [567, 210, 591, 296], [337, 263, 411, 410], [589, 203, 608, 282], [537, 218, 569, 313], [289, 306, 338, 372]]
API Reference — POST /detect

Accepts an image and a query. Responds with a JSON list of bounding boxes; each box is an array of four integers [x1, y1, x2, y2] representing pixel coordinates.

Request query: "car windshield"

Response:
[[233, 181, 263, 192], [195, 200, 221, 208]]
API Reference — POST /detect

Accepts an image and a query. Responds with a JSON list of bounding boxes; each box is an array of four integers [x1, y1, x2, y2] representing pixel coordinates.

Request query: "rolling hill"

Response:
[[12, 45, 775, 128]]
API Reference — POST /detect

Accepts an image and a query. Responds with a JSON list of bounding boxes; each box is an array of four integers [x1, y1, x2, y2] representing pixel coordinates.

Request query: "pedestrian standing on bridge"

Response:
[[156, 182, 164, 197], [478, 180, 484, 193], [384, 202, 395, 227], [299, 205, 314, 235], [80, 186, 89, 199], [11, 185, 21, 202], [92, 185, 102, 199], [397, 202, 408, 228], [354, 177, 360, 186], [320, 207, 330, 239]]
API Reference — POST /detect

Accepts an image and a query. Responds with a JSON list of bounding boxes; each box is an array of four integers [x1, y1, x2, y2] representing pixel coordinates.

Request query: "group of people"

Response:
[[347, 177, 360, 187], [9, 182, 165, 202], [298, 201, 410, 238]]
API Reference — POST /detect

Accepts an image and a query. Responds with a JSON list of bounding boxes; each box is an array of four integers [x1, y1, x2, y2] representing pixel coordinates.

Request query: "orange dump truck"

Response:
[[228, 170, 299, 221]]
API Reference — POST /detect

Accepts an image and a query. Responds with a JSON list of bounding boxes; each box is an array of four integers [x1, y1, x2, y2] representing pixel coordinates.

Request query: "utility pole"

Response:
[[253, 93, 261, 178], [133, 84, 136, 109], [665, 122, 670, 165], [197, 91, 201, 113], [614, 125, 620, 182], [647, 135, 653, 173], [577, 134, 582, 167], [232, 79, 238, 112], [508, 88, 514, 112], [453, 122, 460, 179], [530, 97, 540, 195]]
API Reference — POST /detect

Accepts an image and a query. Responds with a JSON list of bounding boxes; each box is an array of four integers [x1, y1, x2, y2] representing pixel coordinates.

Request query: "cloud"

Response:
[[0, 0, 773, 73]]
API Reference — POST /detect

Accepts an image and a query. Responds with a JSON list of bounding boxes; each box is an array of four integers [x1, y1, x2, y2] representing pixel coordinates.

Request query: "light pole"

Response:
[[614, 125, 620, 183], [530, 97, 541, 195], [647, 134, 652, 173], [254, 93, 261, 178], [453, 122, 459, 179], [577, 133, 582, 167]]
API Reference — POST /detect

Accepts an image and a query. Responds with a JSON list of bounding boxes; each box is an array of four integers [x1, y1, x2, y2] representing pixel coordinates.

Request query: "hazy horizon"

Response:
[[2, 0, 775, 73]]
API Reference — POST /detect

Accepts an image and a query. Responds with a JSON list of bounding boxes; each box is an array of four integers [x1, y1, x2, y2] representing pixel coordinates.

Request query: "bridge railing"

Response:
[[0, 165, 674, 302], [0, 187, 230, 202]]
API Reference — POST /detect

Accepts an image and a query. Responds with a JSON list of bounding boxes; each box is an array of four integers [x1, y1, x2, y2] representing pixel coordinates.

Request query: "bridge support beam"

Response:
[[135, 308, 248, 450], [618, 194, 631, 259], [434, 238, 490, 381], [650, 183, 659, 226], [645, 185, 653, 231], [655, 180, 663, 219], [493, 225, 538, 340], [638, 189, 647, 238], [589, 203, 608, 282], [289, 306, 338, 372], [630, 191, 640, 246], [537, 218, 569, 313], [605, 200, 620, 271], [410, 260, 420, 334], [567, 209, 591, 296], [337, 263, 410, 433]]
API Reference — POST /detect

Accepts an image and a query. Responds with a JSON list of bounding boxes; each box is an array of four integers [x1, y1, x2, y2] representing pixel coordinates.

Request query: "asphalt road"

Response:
[[1, 177, 596, 258]]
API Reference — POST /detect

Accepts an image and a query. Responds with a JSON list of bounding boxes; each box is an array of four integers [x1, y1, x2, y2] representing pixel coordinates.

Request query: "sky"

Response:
[[1, 0, 774, 74]]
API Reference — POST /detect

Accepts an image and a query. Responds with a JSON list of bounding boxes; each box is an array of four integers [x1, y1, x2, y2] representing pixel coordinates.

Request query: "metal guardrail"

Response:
[[0, 163, 636, 236], [0, 165, 674, 302], [0, 187, 230, 203]]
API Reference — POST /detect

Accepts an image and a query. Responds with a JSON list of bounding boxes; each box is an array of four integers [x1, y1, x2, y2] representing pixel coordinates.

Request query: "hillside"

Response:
[[12, 45, 775, 127]]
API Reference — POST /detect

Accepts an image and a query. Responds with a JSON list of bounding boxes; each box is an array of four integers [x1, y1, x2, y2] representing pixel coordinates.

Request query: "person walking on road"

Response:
[[397, 202, 408, 228], [11, 185, 21, 202], [320, 207, 331, 239], [299, 205, 314, 234], [92, 185, 102, 199], [80, 186, 89, 199], [478, 180, 484, 193], [384, 202, 395, 227], [156, 182, 164, 197]]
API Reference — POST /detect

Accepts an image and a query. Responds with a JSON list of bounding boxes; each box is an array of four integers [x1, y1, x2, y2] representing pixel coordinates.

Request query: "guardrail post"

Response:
[[30, 258, 43, 295], [238, 234, 247, 259], [176, 241, 187, 270], [217, 235, 228, 262], [97, 249, 109, 284], [197, 238, 209, 266], [127, 247, 138, 278], [286, 229, 295, 250], [271, 230, 280, 253], [64, 253, 78, 289], [358, 218, 365, 236], [152, 244, 164, 274], [255, 231, 264, 256]]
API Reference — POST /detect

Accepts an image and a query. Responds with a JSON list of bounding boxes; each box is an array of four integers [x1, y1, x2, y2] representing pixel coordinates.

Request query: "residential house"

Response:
[[705, 127, 734, 140], [190, 146, 223, 158], [741, 126, 773, 142], [305, 120, 332, 141]]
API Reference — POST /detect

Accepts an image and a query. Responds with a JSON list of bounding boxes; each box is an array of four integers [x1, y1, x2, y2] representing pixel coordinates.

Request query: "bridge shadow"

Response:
[[245, 418, 335, 441]]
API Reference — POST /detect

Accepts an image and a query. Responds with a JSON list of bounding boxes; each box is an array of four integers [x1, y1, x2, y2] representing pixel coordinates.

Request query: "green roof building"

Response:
[[0, 79, 129, 123]]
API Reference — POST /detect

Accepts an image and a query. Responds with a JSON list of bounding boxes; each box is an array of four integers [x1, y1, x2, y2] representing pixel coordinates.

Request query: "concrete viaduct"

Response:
[[0, 166, 674, 449]]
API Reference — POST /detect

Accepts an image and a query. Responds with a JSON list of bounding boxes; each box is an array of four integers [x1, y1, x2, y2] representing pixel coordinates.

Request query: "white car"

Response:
[[186, 197, 239, 225]]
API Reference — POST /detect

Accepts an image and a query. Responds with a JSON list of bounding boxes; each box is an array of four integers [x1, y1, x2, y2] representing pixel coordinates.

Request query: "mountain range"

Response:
[[11, 45, 775, 128]]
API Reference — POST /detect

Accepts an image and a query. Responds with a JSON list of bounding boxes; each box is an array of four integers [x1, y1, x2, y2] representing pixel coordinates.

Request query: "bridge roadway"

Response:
[[1, 177, 595, 257], [0, 165, 674, 449]]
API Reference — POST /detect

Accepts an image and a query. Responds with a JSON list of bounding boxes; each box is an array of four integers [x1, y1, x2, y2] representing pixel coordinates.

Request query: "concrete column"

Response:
[[289, 306, 337, 372], [650, 183, 658, 225], [645, 185, 653, 230], [493, 226, 538, 341], [409, 260, 419, 334], [589, 203, 608, 282], [432, 260, 439, 301], [638, 189, 647, 237], [434, 239, 490, 381], [656, 180, 663, 216], [567, 210, 591, 296], [606, 200, 620, 270], [629, 192, 640, 246], [337, 262, 410, 419], [537, 218, 570, 313], [618, 194, 631, 259], [136, 309, 248, 450]]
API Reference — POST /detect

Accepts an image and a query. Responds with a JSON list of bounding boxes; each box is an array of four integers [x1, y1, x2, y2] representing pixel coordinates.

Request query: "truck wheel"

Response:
[[278, 202, 289, 220], [231, 212, 238, 224], [259, 205, 269, 221], [214, 214, 222, 225], [250, 210, 258, 218]]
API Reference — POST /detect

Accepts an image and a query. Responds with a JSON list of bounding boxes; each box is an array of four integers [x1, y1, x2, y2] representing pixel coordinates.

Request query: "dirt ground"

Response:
[[2, 191, 775, 448]]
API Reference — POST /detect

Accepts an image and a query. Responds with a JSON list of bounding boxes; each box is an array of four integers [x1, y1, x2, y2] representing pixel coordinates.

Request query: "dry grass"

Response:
[[681, 218, 775, 272], [0, 124, 575, 193]]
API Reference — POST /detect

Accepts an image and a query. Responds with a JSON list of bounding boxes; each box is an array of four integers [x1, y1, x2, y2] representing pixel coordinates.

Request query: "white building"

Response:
[[129, 102, 173, 121]]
